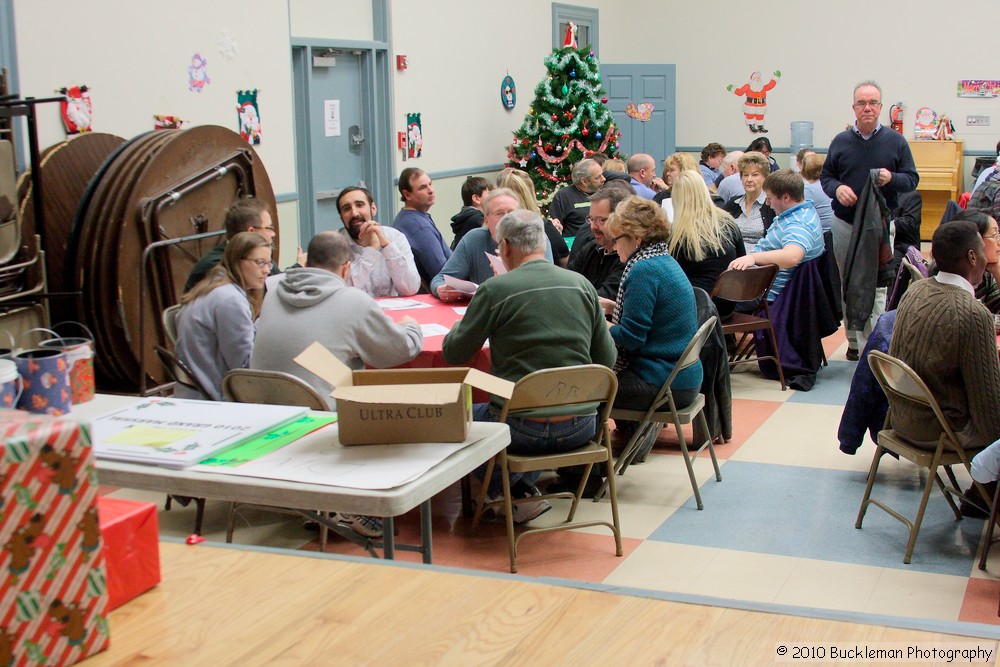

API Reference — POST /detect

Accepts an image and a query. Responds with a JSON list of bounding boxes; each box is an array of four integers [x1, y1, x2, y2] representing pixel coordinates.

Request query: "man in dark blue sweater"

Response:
[[821, 80, 918, 360], [392, 167, 452, 288]]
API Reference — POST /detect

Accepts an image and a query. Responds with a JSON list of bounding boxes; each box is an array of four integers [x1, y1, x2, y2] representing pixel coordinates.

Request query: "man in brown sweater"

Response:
[[889, 220, 1000, 450]]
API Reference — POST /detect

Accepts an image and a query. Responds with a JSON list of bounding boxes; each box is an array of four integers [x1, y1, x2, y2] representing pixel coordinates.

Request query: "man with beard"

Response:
[[335, 186, 420, 297]]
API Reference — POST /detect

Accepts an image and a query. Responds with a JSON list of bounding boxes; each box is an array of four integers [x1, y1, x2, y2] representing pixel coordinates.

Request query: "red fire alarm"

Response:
[[397, 132, 406, 149], [396, 55, 408, 71]]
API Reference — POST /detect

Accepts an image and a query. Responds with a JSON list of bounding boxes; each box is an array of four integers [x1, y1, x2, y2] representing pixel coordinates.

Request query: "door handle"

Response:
[[349, 125, 364, 146]]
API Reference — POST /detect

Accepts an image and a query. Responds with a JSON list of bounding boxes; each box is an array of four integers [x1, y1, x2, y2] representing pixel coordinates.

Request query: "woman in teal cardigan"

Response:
[[604, 196, 703, 413]]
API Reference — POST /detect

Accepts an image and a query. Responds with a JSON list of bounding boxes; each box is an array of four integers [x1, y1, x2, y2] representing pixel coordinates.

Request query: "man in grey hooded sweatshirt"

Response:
[[251, 231, 424, 410]]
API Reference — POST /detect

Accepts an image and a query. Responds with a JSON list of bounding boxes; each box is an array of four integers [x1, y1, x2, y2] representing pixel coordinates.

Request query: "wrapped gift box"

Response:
[[0, 410, 110, 665], [97, 497, 160, 611]]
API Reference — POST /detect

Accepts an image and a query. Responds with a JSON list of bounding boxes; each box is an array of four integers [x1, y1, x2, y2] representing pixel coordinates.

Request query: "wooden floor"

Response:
[[83, 542, 993, 666]]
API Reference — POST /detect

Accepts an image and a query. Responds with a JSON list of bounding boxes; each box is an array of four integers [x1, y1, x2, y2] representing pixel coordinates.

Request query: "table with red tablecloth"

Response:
[[379, 294, 491, 401]]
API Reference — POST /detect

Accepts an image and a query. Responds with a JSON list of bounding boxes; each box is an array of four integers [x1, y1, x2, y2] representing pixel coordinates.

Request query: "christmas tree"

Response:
[[505, 23, 622, 202]]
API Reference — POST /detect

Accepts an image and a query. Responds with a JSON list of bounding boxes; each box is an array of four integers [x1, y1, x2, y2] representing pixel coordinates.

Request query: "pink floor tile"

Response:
[[823, 327, 847, 359], [300, 482, 639, 579], [958, 578, 1000, 625], [637, 398, 782, 461]]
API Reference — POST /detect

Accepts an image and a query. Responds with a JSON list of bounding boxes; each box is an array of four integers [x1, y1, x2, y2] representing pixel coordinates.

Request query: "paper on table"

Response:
[[452, 306, 467, 315], [89, 398, 307, 469], [199, 413, 338, 467], [443, 275, 478, 295], [485, 252, 507, 276], [420, 323, 451, 337], [660, 198, 674, 223], [198, 424, 490, 489], [378, 298, 432, 311]]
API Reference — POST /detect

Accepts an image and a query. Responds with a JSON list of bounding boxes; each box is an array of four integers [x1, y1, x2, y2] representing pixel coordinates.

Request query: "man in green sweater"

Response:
[[889, 220, 1000, 451], [443, 210, 616, 522]]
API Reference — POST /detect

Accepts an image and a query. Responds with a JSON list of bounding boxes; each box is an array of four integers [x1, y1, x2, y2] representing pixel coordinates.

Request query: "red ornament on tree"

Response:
[[551, 114, 558, 121], [582, 128, 589, 136], [601, 97, 608, 103]]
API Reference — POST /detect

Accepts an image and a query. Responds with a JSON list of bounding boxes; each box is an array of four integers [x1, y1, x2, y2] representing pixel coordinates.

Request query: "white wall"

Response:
[[289, 0, 372, 41]]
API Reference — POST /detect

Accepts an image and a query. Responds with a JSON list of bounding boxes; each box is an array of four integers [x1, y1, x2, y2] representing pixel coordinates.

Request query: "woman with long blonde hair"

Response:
[[496, 167, 569, 265], [496, 167, 541, 214], [668, 170, 746, 313], [175, 231, 271, 400]]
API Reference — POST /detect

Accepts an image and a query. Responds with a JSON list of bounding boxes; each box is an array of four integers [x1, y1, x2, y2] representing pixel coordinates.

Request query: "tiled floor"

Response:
[[104, 328, 1000, 635]]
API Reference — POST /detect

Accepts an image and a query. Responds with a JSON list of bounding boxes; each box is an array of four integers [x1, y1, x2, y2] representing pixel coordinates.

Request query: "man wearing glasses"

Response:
[[567, 185, 630, 301], [821, 80, 919, 360], [184, 198, 281, 292]]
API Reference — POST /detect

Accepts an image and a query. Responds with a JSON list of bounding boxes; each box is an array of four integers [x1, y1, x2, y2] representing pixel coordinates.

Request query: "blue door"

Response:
[[599, 65, 676, 167], [293, 47, 368, 238]]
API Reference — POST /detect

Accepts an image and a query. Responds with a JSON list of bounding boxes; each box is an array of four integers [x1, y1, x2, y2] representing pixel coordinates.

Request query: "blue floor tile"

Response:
[[649, 460, 982, 576], [786, 360, 855, 406]]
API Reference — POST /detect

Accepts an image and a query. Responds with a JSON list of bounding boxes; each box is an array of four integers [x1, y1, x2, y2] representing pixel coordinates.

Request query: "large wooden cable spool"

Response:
[[69, 125, 278, 392], [16, 132, 126, 322]]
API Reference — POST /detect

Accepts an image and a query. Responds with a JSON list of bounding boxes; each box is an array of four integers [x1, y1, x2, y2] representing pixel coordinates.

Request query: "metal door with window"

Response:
[[293, 47, 368, 238], [600, 65, 676, 164]]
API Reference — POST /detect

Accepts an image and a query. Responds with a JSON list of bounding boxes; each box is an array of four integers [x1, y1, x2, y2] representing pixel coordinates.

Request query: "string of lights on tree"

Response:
[[505, 45, 621, 202]]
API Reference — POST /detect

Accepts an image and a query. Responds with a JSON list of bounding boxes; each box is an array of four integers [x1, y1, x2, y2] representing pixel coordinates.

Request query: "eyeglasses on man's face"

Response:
[[853, 101, 882, 109], [587, 215, 609, 226]]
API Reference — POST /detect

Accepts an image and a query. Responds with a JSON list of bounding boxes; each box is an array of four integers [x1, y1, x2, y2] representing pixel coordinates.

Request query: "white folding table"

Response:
[[70, 395, 510, 563]]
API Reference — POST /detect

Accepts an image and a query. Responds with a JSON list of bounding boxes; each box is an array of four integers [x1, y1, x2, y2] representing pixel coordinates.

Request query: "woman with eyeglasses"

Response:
[[943, 209, 1000, 313], [722, 151, 775, 252], [175, 231, 271, 400], [604, 196, 702, 432]]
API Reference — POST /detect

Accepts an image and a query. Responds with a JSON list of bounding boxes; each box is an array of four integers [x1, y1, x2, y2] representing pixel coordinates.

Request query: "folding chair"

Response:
[[471, 364, 622, 573], [710, 265, 786, 390], [857, 350, 992, 564], [595, 317, 722, 509], [901, 256, 927, 283], [222, 368, 335, 550], [162, 304, 181, 345], [153, 344, 208, 534], [222, 368, 329, 410]]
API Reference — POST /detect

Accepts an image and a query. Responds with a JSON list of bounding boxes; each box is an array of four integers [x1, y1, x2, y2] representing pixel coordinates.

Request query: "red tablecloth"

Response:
[[379, 294, 492, 401]]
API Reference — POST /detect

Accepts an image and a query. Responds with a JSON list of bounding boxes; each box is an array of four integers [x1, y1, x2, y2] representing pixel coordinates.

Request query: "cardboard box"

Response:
[[0, 410, 110, 666], [295, 343, 513, 445], [97, 497, 160, 611]]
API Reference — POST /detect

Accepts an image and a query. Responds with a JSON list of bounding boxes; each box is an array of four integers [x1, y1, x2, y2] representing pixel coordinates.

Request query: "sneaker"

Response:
[[510, 488, 552, 525], [332, 512, 383, 539]]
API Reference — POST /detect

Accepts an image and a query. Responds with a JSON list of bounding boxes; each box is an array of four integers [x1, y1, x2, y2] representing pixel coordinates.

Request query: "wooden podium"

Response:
[[908, 140, 963, 240]]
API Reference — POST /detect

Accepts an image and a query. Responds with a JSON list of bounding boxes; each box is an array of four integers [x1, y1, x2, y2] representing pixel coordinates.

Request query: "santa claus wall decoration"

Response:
[[236, 89, 261, 145], [59, 85, 93, 135]]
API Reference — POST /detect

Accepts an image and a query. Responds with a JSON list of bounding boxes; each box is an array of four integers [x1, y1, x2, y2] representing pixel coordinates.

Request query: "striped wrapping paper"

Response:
[[0, 410, 109, 666]]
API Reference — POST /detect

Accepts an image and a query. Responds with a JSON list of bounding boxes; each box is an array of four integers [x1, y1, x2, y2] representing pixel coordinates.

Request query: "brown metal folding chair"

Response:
[[471, 364, 622, 573], [594, 316, 722, 508], [857, 350, 992, 564], [221, 368, 337, 550], [710, 264, 786, 390]]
